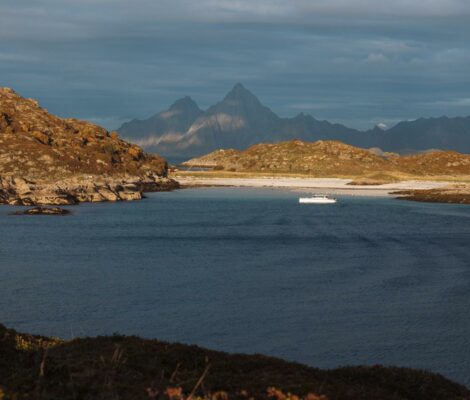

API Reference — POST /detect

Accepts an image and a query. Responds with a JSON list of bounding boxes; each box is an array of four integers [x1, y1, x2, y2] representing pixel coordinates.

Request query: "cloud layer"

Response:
[[1, 0, 469, 130]]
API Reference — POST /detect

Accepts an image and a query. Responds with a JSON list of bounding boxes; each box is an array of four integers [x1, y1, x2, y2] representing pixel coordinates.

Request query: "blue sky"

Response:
[[1, 0, 469, 130]]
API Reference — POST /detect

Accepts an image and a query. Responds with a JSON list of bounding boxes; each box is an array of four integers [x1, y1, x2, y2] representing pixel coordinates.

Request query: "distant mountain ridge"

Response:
[[379, 116, 470, 152], [117, 84, 470, 156]]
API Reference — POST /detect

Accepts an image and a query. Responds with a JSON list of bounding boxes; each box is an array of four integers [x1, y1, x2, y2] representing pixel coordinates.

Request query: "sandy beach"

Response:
[[176, 176, 451, 197]]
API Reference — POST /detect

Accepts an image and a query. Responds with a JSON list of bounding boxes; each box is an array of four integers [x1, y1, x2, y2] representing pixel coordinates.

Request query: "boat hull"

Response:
[[299, 198, 337, 204]]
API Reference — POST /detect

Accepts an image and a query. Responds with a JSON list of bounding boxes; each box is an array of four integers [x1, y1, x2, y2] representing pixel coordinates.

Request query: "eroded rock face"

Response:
[[0, 174, 175, 205], [0, 87, 178, 205]]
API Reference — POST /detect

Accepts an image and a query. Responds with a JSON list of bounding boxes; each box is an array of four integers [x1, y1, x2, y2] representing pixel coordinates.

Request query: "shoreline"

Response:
[[176, 176, 451, 197], [0, 174, 179, 206]]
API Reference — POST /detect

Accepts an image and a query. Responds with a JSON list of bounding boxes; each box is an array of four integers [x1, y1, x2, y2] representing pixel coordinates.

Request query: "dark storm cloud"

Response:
[[1, 0, 470, 130]]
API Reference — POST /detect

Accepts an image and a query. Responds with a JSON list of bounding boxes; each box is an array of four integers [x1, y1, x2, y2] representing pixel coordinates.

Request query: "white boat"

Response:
[[299, 195, 337, 204]]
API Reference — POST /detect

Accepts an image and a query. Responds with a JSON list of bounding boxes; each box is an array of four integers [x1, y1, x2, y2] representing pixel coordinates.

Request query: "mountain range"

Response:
[[117, 83, 470, 157]]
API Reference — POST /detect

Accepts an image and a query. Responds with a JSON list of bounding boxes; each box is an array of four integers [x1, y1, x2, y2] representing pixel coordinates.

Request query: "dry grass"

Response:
[[179, 140, 470, 184], [0, 87, 167, 181]]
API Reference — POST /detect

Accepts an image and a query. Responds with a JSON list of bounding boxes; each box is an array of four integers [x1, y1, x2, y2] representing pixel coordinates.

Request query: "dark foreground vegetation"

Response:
[[1, 324, 469, 400]]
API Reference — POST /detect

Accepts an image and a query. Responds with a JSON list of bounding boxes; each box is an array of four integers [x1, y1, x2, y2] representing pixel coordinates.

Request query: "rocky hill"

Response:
[[118, 84, 470, 157], [183, 140, 390, 176], [182, 140, 470, 178], [1, 324, 469, 400], [0, 87, 176, 205]]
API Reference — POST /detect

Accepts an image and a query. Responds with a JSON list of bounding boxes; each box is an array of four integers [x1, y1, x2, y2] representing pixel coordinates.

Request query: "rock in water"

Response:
[[11, 207, 71, 216], [0, 87, 178, 205]]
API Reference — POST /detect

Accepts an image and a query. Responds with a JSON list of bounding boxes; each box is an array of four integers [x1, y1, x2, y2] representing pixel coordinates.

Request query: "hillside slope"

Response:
[[182, 140, 470, 178], [1, 324, 468, 400], [0, 87, 177, 205]]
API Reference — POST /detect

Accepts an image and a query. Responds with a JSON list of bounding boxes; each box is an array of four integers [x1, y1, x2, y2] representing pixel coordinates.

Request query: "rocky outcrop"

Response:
[[0, 174, 175, 205], [394, 185, 470, 204], [11, 207, 71, 216], [0, 87, 178, 205]]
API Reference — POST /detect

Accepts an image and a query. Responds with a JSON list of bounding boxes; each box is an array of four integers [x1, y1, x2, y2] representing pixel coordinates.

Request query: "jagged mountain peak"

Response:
[[228, 82, 248, 95], [220, 83, 263, 107], [117, 95, 203, 138], [169, 96, 200, 112]]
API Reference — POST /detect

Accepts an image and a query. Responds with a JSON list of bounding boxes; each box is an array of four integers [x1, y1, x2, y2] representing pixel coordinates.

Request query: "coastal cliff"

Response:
[[0, 88, 177, 205]]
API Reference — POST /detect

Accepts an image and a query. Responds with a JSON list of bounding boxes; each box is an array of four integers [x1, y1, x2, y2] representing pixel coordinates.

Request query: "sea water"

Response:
[[1, 188, 470, 385]]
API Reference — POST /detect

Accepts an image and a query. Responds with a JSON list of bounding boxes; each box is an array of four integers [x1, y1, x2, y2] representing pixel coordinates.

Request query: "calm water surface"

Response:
[[1, 188, 470, 385]]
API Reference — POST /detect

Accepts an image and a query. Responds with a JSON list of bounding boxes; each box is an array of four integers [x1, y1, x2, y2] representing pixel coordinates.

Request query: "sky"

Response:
[[1, 0, 470, 130]]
